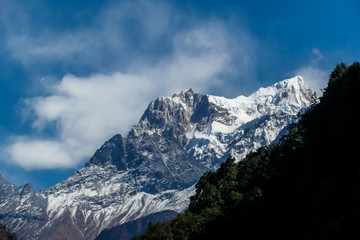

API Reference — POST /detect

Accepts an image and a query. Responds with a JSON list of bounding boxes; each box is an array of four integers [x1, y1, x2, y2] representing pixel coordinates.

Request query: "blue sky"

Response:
[[0, 0, 359, 191]]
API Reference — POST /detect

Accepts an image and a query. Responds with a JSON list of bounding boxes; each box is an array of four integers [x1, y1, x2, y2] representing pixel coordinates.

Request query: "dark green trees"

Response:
[[0, 224, 19, 240]]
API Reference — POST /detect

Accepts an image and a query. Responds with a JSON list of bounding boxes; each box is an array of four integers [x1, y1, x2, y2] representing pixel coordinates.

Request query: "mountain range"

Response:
[[0, 76, 313, 240]]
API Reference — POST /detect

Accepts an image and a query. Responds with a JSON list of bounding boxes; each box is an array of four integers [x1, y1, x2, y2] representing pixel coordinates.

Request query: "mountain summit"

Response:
[[0, 77, 313, 240]]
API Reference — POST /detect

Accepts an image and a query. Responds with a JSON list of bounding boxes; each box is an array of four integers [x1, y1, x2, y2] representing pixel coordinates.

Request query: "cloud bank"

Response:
[[3, 1, 257, 170]]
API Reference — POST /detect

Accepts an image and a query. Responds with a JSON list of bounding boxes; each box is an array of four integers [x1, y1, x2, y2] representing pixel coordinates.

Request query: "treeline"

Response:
[[135, 62, 360, 240], [0, 224, 19, 240]]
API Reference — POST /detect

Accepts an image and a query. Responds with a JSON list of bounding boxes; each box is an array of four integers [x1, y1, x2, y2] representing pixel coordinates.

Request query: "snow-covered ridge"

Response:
[[139, 76, 312, 163], [0, 76, 313, 240], [209, 76, 309, 112], [207, 76, 311, 133]]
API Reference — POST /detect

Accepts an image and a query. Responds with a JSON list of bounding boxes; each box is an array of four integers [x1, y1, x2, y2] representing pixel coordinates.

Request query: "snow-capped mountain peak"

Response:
[[208, 76, 311, 128], [0, 77, 313, 240]]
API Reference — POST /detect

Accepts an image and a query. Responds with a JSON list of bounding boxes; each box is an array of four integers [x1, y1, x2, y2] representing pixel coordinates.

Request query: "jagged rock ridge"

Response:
[[0, 76, 313, 240]]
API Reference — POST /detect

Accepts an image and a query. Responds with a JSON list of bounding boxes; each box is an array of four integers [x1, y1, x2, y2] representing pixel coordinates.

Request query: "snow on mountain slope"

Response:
[[0, 76, 313, 240], [135, 76, 311, 165]]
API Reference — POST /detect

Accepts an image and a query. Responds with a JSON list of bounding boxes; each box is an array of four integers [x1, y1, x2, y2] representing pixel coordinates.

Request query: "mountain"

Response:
[[0, 76, 313, 240], [95, 210, 178, 240], [136, 62, 360, 240]]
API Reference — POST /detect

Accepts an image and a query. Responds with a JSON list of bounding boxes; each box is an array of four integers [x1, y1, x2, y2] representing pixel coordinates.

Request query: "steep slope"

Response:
[[137, 62, 360, 240], [134, 76, 311, 165], [95, 210, 177, 240], [0, 175, 48, 240], [0, 76, 313, 240]]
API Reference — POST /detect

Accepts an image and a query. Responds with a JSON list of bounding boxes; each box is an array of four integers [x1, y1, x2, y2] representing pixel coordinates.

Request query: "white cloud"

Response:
[[140, 21, 232, 93], [6, 73, 155, 170], [295, 66, 328, 95], [295, 48, 328, 96], [1, 0, 176, 71], [6, 138, 73, 170], [4, 16, 248, 170], [312, 48, 323, 59]]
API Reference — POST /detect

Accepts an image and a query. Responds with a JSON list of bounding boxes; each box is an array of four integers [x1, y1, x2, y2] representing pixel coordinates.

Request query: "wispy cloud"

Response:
[[295, 66, 328, 94], [1, 1, 175, 72], [311, 48, 324, 61], [295, 48, 328, 95], [2, 1, 257, 170]]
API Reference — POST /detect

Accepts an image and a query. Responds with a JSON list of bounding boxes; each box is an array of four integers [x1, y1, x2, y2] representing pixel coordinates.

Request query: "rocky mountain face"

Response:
[[0, 77, 313, 240], [95, 210, 178, 240]]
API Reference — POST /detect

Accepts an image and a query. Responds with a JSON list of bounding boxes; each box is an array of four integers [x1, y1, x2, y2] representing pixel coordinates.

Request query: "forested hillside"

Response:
[[0, 224, 19, 240], [136, 62, 360, 240]]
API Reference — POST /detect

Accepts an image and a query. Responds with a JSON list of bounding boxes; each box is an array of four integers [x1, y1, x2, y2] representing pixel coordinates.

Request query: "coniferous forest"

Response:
[[0, 224, 19, 240], [135, 62, 360, 240]]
